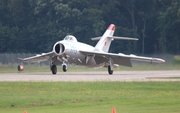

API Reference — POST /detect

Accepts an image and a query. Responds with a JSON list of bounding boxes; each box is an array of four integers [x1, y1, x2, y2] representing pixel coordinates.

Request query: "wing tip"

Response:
[[161, 59, 166, 63], [153, 58, 165, 63], [18, 58, 24, 61]]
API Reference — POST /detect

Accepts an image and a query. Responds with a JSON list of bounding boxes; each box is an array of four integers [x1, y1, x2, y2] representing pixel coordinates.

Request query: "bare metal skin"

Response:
[[20, 24, 165, 75]]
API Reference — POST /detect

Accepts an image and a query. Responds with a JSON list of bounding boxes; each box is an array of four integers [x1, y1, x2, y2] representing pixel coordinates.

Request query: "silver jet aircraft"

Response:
[[20, 24, 165, 74]]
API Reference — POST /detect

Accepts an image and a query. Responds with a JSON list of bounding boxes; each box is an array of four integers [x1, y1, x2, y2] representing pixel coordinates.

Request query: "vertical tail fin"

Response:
[[94, 24, 115, 52]]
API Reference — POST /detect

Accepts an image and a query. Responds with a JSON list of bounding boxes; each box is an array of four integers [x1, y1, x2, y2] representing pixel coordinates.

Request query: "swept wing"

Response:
[[19, 51, 55, 62], [80, 50, 165, 67]]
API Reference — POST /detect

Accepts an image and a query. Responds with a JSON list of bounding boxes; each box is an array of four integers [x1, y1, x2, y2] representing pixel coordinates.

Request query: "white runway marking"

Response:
[[0, 71, 180, 82]]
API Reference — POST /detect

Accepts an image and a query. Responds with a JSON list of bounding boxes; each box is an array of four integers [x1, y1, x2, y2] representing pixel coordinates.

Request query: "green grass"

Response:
[[0, 82, 180, 113]]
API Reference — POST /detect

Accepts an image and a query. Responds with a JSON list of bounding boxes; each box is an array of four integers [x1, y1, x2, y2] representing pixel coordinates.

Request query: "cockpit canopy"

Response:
[[64, 35, 77, 42]]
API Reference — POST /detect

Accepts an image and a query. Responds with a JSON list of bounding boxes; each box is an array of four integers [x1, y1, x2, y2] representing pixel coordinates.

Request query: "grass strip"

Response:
[[0, 82, 180, 113]]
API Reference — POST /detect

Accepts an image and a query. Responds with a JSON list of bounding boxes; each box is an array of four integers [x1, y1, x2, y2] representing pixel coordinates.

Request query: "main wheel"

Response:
[[108, 65, 113, 75], [62, 64, 67, 72], [51, 65, 57, 74]]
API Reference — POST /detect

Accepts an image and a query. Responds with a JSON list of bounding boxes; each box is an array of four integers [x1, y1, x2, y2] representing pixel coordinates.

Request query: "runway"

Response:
[[0, 70, 180, 82]]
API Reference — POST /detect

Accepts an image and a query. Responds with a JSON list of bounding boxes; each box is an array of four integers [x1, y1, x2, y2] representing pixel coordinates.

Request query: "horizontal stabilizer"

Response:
[[91, 36, 138, 41], [91, 37, 101, 40]]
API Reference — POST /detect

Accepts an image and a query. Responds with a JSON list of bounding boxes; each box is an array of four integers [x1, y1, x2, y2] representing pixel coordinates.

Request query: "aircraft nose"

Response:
[[53, 42, 65, 55]]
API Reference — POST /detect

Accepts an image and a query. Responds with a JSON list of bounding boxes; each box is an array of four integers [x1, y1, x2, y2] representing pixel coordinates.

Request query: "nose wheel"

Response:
[[62, 64, 67, 72]]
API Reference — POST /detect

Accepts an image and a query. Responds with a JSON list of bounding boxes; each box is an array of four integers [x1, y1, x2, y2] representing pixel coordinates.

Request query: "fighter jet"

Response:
[[20, 24, 165, 74]]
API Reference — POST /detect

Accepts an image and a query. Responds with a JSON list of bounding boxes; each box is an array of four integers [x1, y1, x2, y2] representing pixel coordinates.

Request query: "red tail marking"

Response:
[[107, 24, 115, 31]]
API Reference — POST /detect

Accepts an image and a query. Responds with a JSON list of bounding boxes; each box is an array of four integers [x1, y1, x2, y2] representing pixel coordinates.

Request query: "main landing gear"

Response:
[[51, 64, 57, 74], [108, 65, 113, 75], [108, 58, 114, 75]]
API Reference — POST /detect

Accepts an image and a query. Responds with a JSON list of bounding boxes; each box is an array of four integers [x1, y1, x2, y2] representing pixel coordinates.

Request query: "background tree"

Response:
[[156, 0, 180, 54], [0, 0, 180, 54]]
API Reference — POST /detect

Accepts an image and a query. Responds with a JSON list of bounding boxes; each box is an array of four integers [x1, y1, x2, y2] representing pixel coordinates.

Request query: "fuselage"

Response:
[[20, 24, 165, 75], [52, 39, 104, 67]]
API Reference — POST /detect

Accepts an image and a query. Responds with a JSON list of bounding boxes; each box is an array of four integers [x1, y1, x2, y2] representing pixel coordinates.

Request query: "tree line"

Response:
[[0, 0, 180, 54]]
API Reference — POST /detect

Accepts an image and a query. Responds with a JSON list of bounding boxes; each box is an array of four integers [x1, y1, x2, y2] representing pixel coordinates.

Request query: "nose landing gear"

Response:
[[50, 61, 68, 74], [62, 63, 67, 72]]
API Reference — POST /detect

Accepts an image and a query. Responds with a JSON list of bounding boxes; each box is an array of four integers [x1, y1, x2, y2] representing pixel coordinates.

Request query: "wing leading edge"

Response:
[[19, 51, 55, 62], [80, 50, 165, 67]]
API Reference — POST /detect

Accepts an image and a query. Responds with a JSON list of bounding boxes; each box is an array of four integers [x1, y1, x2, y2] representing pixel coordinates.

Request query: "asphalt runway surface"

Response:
[[0, 70, 180, 82]]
